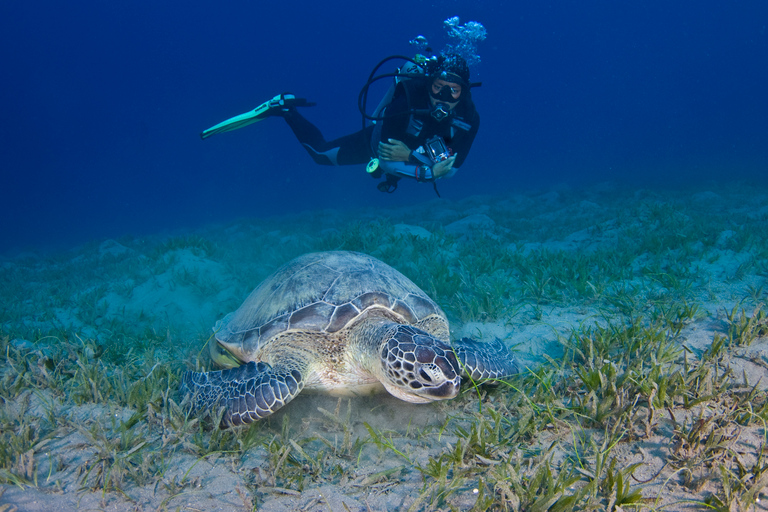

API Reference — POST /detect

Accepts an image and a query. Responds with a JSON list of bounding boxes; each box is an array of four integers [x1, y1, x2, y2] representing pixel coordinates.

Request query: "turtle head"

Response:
[[378, 325, 461, 403]]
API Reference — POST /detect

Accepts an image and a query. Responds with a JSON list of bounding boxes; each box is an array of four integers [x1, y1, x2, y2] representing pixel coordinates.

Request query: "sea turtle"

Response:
[[181, 251, 518, 426]]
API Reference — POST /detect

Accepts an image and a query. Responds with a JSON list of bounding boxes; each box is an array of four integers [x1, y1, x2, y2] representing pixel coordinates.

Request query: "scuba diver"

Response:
[[200, 53, 479, 195]]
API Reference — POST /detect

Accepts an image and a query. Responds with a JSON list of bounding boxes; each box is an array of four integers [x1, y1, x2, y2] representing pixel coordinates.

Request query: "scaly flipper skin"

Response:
[[452, 337, 519, 382], [181, 361, 305, 427]]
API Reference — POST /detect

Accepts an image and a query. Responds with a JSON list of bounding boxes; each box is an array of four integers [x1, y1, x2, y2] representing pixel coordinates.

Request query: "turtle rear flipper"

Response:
[[181, 361, 305, 427], [452, 337, 519, 382]]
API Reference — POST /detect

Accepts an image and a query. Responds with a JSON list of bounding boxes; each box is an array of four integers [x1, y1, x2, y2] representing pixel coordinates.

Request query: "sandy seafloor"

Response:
[[1, 181, 768, 511]]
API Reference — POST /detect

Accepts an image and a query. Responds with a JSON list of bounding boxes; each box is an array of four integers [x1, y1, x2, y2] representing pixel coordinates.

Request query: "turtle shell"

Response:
[[215, 251, 447, 363]]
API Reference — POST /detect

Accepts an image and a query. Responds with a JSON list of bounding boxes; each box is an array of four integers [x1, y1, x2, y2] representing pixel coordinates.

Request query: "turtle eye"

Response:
[[417, 362, 448, 384]]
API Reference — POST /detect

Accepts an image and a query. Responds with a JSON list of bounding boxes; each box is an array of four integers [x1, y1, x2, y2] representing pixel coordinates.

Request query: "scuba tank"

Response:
[[368, 59, 428, 125], [357, 54, 432, 130], [359, 55, 431, 183]]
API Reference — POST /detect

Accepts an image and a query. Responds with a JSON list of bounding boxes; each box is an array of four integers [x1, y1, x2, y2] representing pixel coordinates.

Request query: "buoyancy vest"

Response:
[[370, 77, 478, 157]]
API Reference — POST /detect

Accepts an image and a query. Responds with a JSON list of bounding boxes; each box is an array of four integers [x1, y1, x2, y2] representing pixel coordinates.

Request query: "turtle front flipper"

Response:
[[452, 337, 519, 382], [181, 361, 305, 427]]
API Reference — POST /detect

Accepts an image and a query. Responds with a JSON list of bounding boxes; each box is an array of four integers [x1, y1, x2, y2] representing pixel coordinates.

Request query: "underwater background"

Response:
[[2, 1, 768, 510], [1, 0, 766, 253]]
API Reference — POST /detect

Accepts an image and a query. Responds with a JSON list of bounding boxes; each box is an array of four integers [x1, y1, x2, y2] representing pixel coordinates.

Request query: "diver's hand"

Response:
[[432, 154, 457, 179], [378, 139, 411, 162]]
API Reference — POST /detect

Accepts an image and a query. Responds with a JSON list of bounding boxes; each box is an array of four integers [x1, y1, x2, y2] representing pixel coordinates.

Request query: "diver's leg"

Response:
[[328, 127, 376, 165], [282, 110, 373, 166]]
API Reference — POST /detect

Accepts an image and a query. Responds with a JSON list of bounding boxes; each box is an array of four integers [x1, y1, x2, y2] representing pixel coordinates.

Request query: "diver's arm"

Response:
[[451, 113, 479, 167], [378, 159, 433, 181], [378, 154, 457, 181], [378, 139, 411, 162]]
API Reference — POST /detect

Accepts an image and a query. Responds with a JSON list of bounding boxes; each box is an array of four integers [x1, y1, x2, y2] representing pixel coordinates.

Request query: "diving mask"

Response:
[[430, 82, 461, 103]]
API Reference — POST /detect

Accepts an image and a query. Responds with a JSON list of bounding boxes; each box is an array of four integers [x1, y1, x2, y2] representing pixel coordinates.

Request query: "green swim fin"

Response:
[[200, 94, 314, 140]]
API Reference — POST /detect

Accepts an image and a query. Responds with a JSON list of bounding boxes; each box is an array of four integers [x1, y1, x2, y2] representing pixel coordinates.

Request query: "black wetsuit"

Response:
[[281, 78, 480, 180]]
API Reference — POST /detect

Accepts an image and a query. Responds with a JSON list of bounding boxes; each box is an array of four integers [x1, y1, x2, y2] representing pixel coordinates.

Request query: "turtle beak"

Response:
[[424, 347, 461, 399], [422, 376, 461, 399]]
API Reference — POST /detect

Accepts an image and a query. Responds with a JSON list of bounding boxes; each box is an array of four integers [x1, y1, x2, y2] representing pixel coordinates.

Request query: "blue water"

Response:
[[1, 0, 766, 252]]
